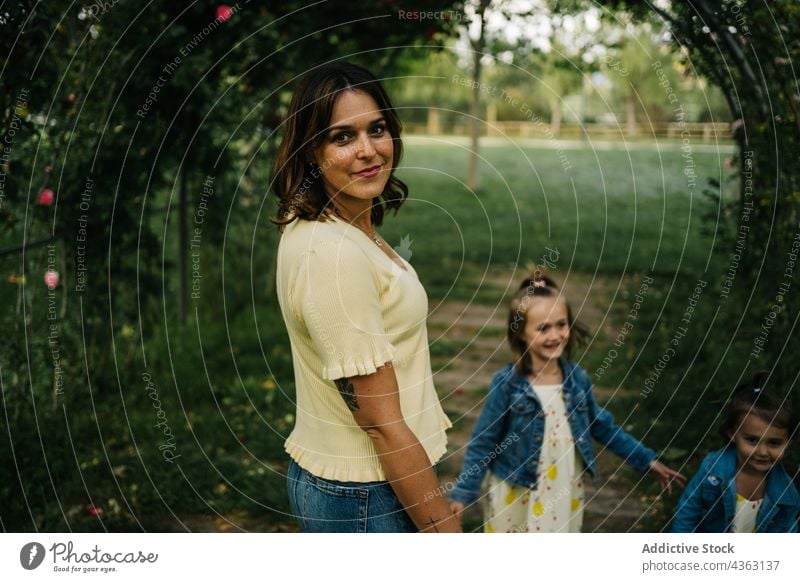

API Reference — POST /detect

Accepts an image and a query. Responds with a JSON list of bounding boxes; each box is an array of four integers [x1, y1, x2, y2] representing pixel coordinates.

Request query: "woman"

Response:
[[272, 62, 459, 533]]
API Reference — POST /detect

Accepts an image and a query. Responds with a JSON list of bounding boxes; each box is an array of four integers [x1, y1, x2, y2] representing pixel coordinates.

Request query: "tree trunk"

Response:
[[550, 99, 561, 138], [426, 108, 441, 135], [486, 101, 498, 137], [178, 166, 188, 326], [580, 72, 590, 143], [626, 93, 637, 137], [466, 0, 489, 192], [466, 49, 483, 191]]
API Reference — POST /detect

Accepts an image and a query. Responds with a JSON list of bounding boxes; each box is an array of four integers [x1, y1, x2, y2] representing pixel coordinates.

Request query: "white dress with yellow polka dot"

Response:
[[484, 383, 585, 533], [731, 494, 762, 533]]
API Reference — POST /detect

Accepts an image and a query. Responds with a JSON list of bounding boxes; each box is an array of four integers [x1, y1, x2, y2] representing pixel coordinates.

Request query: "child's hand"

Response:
[[450, 501, 465, 522], [648, 460, 687, 495]]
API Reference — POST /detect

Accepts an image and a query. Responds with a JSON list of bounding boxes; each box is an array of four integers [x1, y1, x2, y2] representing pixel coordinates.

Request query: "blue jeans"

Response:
[[287, 459, 418, 533]]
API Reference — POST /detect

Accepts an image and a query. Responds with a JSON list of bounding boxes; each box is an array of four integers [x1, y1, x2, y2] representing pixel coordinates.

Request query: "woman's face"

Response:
[[313, 90, 394, 209]]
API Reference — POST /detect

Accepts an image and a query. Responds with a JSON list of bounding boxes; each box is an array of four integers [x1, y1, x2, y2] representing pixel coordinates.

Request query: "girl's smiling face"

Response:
[[522, 296, 570, 371], [313, 89, 394, 207], [730, 412, 790, 476]]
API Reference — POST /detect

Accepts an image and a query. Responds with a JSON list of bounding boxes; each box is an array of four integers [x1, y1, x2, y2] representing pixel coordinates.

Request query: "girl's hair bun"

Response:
[[749, 370, 768, 396], [518, 273, 559, 292]]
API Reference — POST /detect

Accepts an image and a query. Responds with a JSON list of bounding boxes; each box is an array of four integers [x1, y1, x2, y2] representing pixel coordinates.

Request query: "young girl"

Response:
[[449, 274, 686, 533], [672, 373, 799, 532]]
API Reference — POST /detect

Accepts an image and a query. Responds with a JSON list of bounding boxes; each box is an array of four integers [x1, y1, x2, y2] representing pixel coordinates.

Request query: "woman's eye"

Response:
[[331, 132, 351, 144], [371, 124, 386, 135]]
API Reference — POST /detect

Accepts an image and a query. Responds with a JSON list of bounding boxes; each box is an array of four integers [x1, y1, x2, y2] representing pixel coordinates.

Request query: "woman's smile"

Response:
[[353, 164, 383, 178]]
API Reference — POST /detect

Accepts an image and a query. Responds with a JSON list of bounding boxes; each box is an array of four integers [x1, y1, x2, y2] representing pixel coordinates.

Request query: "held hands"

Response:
[[450, 501, 465, 528], [450, 501, 465, 518], [648, 460, 688, 495]]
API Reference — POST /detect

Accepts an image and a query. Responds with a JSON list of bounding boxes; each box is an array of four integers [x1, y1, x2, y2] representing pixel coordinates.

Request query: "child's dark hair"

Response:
[[719, 371, 799, 443], [507, 273, 589, 375]]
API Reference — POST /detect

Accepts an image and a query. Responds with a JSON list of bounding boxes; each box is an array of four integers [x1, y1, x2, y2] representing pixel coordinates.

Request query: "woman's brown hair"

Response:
[[271, 62, 408, 229], [507, 273, 589, 376]]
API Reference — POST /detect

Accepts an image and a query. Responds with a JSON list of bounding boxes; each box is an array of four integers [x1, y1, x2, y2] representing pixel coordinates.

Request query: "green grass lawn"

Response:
[[381, 137, 736, 298]]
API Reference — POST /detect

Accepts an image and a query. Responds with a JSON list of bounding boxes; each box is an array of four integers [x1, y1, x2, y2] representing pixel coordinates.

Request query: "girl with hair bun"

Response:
[[450, 273, 685, 532]]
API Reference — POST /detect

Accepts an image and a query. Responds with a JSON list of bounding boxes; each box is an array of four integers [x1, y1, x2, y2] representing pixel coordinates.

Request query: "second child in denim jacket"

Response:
[[450, 274, 686, 532], [672, 373, 799, 533]]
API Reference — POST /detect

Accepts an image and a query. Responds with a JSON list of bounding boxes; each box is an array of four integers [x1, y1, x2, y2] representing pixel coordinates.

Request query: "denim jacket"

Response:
[[671, 446, 800, 533], [450, 359, 657, 505]]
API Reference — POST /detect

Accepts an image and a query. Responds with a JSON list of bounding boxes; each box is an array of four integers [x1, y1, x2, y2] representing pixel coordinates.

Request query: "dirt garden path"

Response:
[[429, 269, 662, 533]]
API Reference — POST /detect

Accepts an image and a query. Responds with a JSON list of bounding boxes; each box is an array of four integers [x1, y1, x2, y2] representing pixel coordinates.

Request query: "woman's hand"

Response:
[[648, 460, 687, 495]]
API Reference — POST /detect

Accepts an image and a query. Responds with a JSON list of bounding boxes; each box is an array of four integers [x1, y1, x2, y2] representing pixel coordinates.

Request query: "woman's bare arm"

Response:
[[334, 363, 461, 533]]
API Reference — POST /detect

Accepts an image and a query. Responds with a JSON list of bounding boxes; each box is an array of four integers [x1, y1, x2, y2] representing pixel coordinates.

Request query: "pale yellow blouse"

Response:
[[276, 216, 451, 482]]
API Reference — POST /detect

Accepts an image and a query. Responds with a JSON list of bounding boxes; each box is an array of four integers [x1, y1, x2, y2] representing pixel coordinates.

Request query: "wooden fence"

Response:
[[402, 121, 732, 142]]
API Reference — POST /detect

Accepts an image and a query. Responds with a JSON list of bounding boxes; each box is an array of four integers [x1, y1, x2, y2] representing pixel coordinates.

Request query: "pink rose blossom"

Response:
[[216, 5, 233, 22], [44, 271, 59, 290], [37, 188, 54, 206]]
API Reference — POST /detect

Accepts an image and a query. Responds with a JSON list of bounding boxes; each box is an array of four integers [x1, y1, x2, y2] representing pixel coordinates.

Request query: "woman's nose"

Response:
[[356, 134, 376, 158]]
